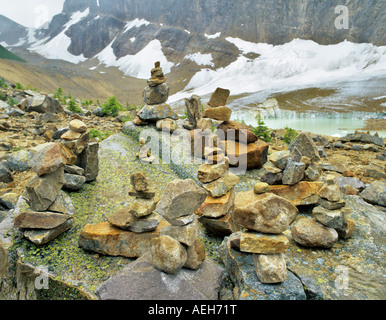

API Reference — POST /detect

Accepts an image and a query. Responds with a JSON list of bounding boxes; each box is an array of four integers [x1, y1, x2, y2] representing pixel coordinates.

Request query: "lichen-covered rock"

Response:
[[197, 158, 229, 183], [253, 253, 287, 284], [25, 168, 65, 212], [184, 239, 206, 270], [269, 181, 323, 206], [142, 83, 170, 105], [234, 191, 298, 234], [150, 235, 187, 274], [360, 181, 386, 207], [156, 179, 206, 221], [291, 217, 338, 248], [201, 171, 240, 198], [13, 211, 72, 229], [312, 206, 348, 230], [240, 232, 289, 254], [159, 217, 199, 247], [268, 150, 291, 170], [282, 159, 306, 185]]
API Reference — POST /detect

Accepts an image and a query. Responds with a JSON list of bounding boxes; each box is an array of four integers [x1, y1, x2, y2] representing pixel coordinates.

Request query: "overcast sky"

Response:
[[0, 0, 65, 28]]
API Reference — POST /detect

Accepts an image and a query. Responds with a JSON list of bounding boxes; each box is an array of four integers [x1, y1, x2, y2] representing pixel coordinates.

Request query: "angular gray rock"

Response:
[[25, 168, 65, 212], [76, 142, 99, 182], [156, 179, 207, 221], [184, 95, 202, 128], [288, 132, 321, 163], [63, 173, 86, 191], [282, 159, 306, 185], [96, 252, 224, 300], [138, 103, 178, 122], [6, 149, 33, 172], [142, 83, 170, 105], [360, 181, 386, 207]]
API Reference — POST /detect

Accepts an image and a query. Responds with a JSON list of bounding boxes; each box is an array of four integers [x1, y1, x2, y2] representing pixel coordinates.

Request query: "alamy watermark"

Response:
[[334, 265, 350, 291], [34, 265, 49, 290], [335, 5, 350, 30]]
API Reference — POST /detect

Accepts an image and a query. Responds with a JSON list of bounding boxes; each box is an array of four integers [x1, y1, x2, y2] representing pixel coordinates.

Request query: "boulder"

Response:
[[219, 233, 306, 300], [253, 182, 270, 194], [76, 142, 99, 182], [23, 219, 73, 245], [208, 88, 230, 107], [150, 235, 187, 274], [156, 179, 207, 221], [268, 150, 291, 170], [269, 181, 323, 206], [160, 217, 199, 247], [201, 171, 240, 198], [184, 238, 206, 270], [184, 95, 202, 128], [30, 143, 75, 176], [63, 173, 86, 191], [197, 158, 229, 183], [240, 232, 289, 254], [288, 132, 320, 163], [130, 172, 148, 192], [203, 106, 232, 122], [95, 252, 223, 300], [26, 94, 63, 114], [108, 207, 160, 233], [6, 149, 33, 172], [312, 206, 349, 230], [219, 140, 269, 170], [260, 166, 283, 185], [198, 212, 239, 237], [291, 217, 338, 248], [69, 119, 87, 133], [13, 211, 72, 229], [78, 221, 170, 258], [195, 189, 235, 218], [25, 168, 65, 212], [360, 181, 386, 207], [142, 83, 170, 105], [253, 253, 287, 284], [234, 191, 298, 234], [129, 197, 159, 218], [138, 104, 178, 122], [282, 159, 306, 185]]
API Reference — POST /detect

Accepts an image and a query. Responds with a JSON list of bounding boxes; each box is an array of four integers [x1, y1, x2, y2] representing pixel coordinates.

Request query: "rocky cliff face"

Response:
[[59, 0, 385, 45]]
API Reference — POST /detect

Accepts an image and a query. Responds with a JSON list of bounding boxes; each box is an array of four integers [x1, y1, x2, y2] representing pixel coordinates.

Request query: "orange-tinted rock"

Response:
[[203, 106, 232, 122], [219, 140, 269, 170], [78, 221, 170, 258], [217, 121, 258, 144], [269, 181, 324, 206], [195, 189, 235, 218]]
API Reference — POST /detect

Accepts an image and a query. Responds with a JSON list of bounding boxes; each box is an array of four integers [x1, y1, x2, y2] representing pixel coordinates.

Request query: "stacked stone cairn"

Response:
[[228, 186, 298, 284], [195, 156, 240, 236], [261, 132, 322, 187], [188, 88, 269, 171], [108, 172, 161, 233], [13, 119, 99, 245], [291, 175, 356, 248], [134, 61, 178, 128], [150, 179, 207, 274]]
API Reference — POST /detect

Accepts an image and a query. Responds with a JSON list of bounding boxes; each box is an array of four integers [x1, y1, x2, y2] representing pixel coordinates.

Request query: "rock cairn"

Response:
[[291, 175, 355, 248], [134, 61, 178, 127], [230, 187, 298, 284], [108, 172, 161, 233], [150, 179, 207, 274], [188, 88, 269, 170], [12, 119, 99, 245], [195, 156, 240, 236]]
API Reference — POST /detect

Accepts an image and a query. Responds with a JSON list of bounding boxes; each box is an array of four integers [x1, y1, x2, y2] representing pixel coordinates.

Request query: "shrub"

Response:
[[89, 128, 112, 141], [0, 77, 8, 89], [250, 115, 271, 142], [283, 127, 298, 144], [67, 98, 82, 113], [100, 96, 124, 117], [7, 97, 17, 107], [15, 82, 25, 90]]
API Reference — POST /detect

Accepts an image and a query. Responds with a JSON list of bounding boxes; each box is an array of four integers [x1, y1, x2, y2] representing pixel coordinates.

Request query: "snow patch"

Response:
[[185, 53, 214, 67], [205, 32, 221, 39], [29, 8, 90, 64], [123, 18, 151, 33]]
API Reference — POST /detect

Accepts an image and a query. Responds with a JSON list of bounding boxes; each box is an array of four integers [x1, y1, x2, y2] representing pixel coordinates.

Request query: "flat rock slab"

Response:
[[96, 252, 224, 300], [79, 220, 170, 258], [269, 181, 323, 206], [219, 234, 306, 300]]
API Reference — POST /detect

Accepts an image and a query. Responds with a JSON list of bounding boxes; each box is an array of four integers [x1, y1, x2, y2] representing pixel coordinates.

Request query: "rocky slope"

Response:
[[0, 80, 385, 300]]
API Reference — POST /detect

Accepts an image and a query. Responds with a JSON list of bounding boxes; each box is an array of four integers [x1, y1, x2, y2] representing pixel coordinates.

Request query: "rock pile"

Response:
[[12, 119, 99, 245], [135, 62, 178, 126], [291, 175, 355, 248], [227, 187, 298, 283], [195, 156, 240, 236], [150, 179, 207, 273], [108, 172, 161, 233]]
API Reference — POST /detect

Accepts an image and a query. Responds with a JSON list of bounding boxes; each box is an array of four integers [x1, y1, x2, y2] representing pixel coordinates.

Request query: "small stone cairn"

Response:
[[150, 179, 207, 274], [195, 155, 240, 236], [108, 172, 161, 233], [13, 119, 99, 245], [291, 175, 356, 248], [134, 61, 178, 127]]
